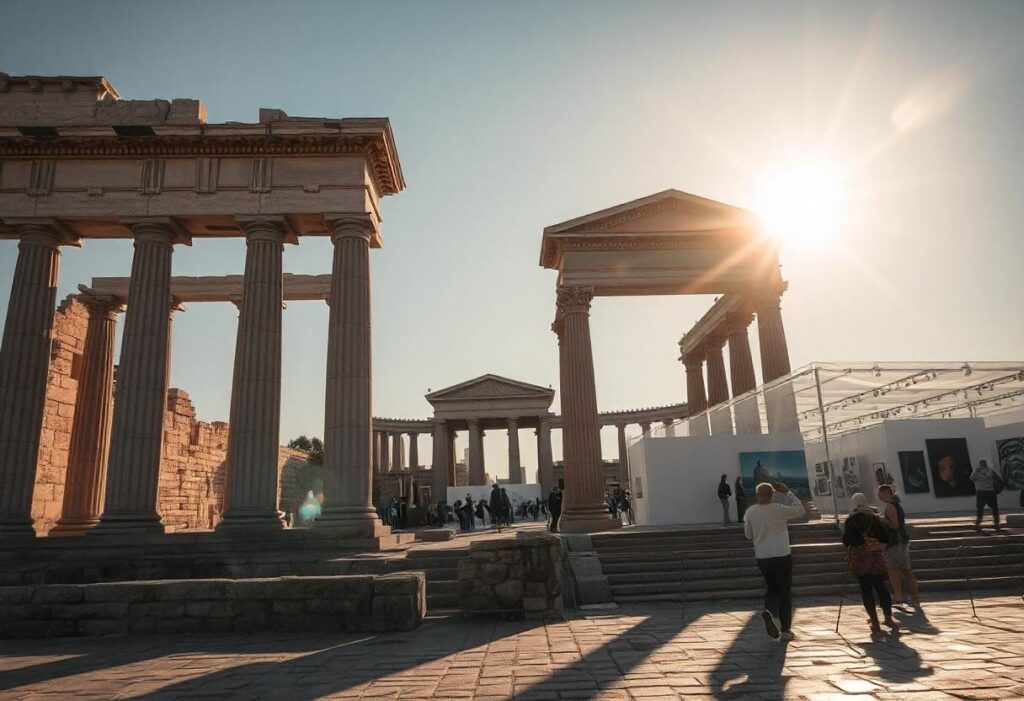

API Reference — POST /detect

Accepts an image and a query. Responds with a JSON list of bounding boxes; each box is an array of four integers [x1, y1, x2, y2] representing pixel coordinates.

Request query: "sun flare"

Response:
[[755, 160, 847, 248]]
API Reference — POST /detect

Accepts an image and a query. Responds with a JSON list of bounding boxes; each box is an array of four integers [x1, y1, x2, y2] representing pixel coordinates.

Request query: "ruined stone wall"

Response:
[[32, 296, 88, 533], [32, 294, 309, 533]]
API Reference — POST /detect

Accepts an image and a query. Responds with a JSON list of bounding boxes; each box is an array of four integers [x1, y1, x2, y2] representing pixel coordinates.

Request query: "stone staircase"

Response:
[[592, 521, 1024, 603], [385, 547, 467, 611]]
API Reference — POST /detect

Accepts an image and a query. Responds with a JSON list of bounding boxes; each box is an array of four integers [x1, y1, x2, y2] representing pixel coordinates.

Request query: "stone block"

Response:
[[271, 600, 304, 616], [373, 573, 422, 596], [76, 619, 128, 636], [494, 580, 523, 608], [0, 620, 75, 639], [479, 563, 508, 586], [522, 596, 549, 612], [129, 601, 185, 618], [371, 594, 423, 632], [154, 580, 227, 601], [0, 587, 34, 604], [0, 604, 28, 622], [83, 583, 150, 603], [186, 601, 229, 618]]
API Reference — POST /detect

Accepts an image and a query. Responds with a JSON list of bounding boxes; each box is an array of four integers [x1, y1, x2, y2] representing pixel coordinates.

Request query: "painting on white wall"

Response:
[[873, 463, 894, 488], [841, 456, 861, 492], [996, 437, 1024, 490], [925, 438, 976, 498], [813, 462, 832, 496], [898, 451, 930, 494]]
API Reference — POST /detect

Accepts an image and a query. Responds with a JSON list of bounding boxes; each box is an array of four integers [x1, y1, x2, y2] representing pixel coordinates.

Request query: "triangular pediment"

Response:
[[545, 189, 753, 235], [426, 374, 554, 402]]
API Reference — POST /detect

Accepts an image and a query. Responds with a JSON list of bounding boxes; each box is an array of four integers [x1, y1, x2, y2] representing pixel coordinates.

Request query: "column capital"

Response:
[[749, 284, 787, 311], [324, 213, 376, 244], [724, 312, 755, 336], [467, 418, 480, 429], [682, 352, 705, 370], [702, 334, 727, 353], [7, 217, 81, 248], [551, 316, 565, 340], [555, 286, 594, 316], [78, 293, 125, 320], [234, 215, 296, 244], [122, 217, 192, 246], [507, 417, 518, 428]]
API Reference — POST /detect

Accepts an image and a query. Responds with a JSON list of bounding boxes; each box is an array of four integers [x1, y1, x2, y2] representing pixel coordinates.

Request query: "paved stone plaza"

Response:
[[1, 592, 1021, 700]]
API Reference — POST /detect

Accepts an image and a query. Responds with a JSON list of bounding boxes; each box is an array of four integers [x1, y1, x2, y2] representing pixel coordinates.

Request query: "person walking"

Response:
[[464, 494, 475, 532], [548, 486, 563, 533], [500, 488, 513, 526], [620, 490, 635, 526], [970, 459, 1003, 530], [734, 476, 748, 523], [743, 481, 804, 640], [488, 483, 503, 530], [718, 474, 732, 525], [878, 485, 921, 608], [843, 493, 899, 634]]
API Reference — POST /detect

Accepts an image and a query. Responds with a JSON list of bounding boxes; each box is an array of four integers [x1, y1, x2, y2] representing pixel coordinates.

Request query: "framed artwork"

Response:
[[833, 473, 846, 498], [996, 437, 1024, 490], [925, 438, 976, 497], [898, 451, 930, 494], [873, 463, 894, 488], [739, 451, 811, 499], [841, 456, 861, 492], [813, 462, 831, 496]]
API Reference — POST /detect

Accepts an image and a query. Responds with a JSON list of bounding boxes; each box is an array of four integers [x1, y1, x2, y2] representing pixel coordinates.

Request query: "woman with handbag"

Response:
[[842, 493, 899, 633], [878, 485, 921, 608]]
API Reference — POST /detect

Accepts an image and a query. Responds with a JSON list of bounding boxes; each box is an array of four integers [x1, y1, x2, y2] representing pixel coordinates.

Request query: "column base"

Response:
[[89, 512, 165, 536], [49, 517, 101, 536], [0, 517, 37, 540], [315, 506, 389, 537], [558, 506, 621, 534], [216, 508, 285, 532]]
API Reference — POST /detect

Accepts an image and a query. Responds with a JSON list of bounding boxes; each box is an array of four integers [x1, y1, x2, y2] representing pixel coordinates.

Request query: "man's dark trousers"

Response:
[[756, 554, 793, 632]]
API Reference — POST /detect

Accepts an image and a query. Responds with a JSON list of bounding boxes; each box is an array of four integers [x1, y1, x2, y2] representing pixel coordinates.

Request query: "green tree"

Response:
[[288, 435, 323, 464]]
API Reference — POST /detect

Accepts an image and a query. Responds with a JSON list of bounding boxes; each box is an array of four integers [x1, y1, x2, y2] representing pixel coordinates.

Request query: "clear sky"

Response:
[[2, 0, 1023, 480]]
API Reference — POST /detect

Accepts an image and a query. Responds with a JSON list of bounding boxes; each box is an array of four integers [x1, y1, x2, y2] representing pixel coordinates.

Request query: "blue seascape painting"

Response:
[[738, 451, 811, 500]]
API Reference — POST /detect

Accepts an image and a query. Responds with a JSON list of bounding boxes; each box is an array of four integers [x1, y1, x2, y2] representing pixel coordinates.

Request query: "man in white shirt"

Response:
[[743, 481, 805, 640]]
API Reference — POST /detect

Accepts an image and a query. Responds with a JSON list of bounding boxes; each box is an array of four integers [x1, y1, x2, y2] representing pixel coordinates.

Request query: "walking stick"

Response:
[[835, 565, 849, 634]]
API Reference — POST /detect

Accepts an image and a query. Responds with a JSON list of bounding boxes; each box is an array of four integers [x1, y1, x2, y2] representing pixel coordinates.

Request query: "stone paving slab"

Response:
[[0, 592, 1022, 700]]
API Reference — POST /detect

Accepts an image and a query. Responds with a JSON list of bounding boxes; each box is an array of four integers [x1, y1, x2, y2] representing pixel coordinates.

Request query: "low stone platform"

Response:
[[0, 573, 425, 639]]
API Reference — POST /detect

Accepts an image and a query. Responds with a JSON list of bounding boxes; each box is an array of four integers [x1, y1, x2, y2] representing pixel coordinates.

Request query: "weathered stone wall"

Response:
[[32, 296, 89, 532], [0, 573, 425, 639], [458, 531, 562, 617], [32, 294, 310, 533]]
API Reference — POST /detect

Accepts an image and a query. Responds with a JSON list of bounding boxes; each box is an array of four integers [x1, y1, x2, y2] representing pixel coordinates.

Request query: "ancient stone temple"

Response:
[[0, 73, 404, 540]]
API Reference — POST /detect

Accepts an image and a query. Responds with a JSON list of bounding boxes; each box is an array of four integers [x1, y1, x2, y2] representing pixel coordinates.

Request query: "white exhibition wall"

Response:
[[803, 415, 1024, 518], [628, 432, 805, 526], [628, 410, 1024, 527]]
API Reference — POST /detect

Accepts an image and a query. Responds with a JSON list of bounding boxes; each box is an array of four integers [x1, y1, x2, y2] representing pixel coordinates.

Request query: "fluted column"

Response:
[[51, 297, 122, 534], [94, 219, 186, 535], [408, 432, 419, 471], [391, 432, 404, 471], [447, 427, 457, 486], [537, 417, 554, 493], [615, 424, 630, 488], [506, 417, 521, 483], [683, 353, 710, 436], [372, 431, 381, 473], [218, 220, 287, 531], [726, 312, 761, 434], [468, 419, 485, 485], [380, 431, 390, 473], [317, 217, 382, 533], [704, 335, 734, 435], [554, 286, 618, 533], [755, 289, 799, 433], [431, 420, 449, 502], [0, 222, 76, 537]]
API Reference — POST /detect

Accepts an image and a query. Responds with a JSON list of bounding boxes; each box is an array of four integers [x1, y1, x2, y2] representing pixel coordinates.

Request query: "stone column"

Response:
[[554, 286, 618, 533], [218, 219, 288, 531], [431, 420, 449, 503], [683, 353, 710, 436], [447, 427, 457, 487], [371, 431, 381, 473], [51, 297, 122, 534], [726, 312, 761, 434], [391, 432, 404, 472], [640, 421, 651, 435], [317, 217, 381, 533], [379, 431, 390, 473], [537, 417, 554, 494], [467, 419, 485, 485], [704, 335, 734, 435], [507, 417, 521, 483], [94, 219, 187, 535], [0, 222, 76, 537], [755, 289, 799, 433], [408, 432, 419, 471], [615, 424, 630, 488]]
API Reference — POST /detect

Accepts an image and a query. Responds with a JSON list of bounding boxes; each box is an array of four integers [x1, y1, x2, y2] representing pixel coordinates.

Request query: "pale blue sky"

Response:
[[2, 0, 1023, 479]]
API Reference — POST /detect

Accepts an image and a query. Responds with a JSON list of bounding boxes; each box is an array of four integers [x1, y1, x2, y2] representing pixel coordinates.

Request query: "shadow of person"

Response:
[[893, 606, 941, 635], [856, 631, 935, 685], [709, 612, 790, 700]]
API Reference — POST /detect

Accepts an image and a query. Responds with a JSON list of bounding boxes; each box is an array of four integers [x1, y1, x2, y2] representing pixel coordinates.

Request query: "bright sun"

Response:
[[754, 160, 846, 248]]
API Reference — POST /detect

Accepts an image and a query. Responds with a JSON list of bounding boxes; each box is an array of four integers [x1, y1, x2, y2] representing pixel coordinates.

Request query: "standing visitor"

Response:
[[718, 474, 732, 525], [548, 486, 563, 533], [620, 490, 635, 525], [970, 460, 1003, 530], [743, 481, 804, 640], [842, 493, 898, 633], [734, 476, 748, 523], [501, 488, 513, 526], [464, 494, 475, 532], [877, 485, 921, 608], [453, 499, 465, 532], [489, 484, 504, 529]]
